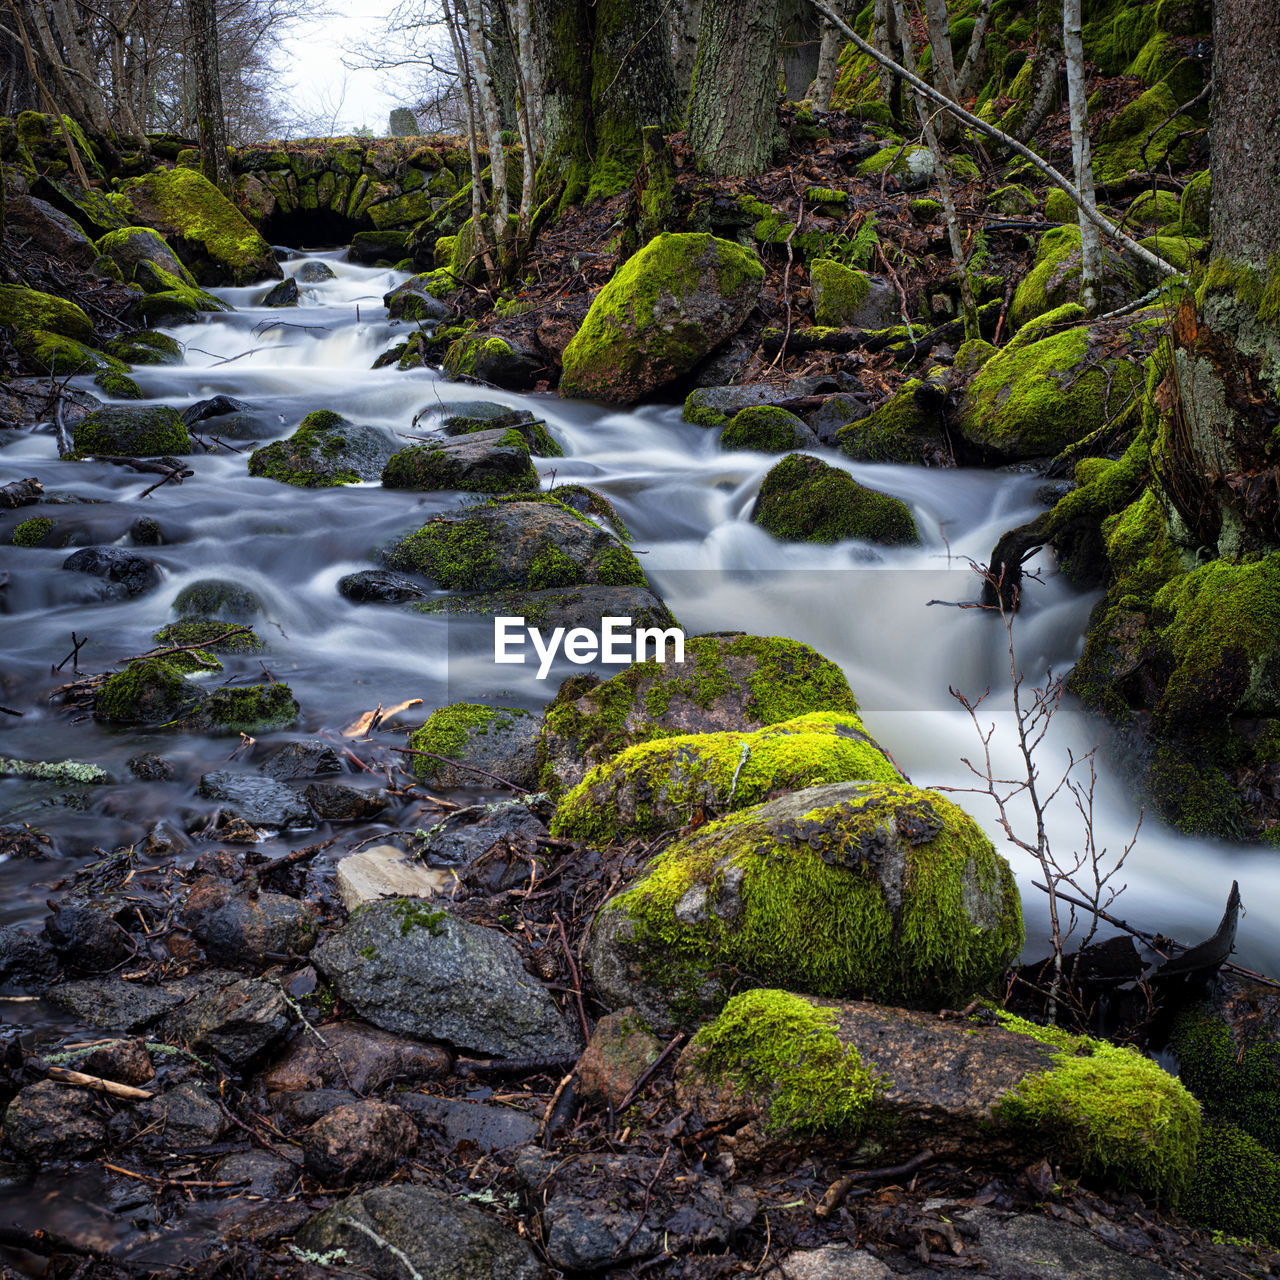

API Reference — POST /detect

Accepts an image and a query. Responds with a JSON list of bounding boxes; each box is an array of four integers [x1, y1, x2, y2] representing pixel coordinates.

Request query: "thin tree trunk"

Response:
[[465, 0, 509, 246], [872, 0, 900, 117], [187, 0, 231, 192], [446, 0, 495, 278], [1015, 0, 1062, 144], [892, 0, 977, 337], [922, 0, 958, 101], [507, 0, 537, 257], [686, 0, 784, 176], [671, 0, 703, 111], [955, 0, 992, 95], [1063, 0, 1100, 316], [811, 2, 843, 108]]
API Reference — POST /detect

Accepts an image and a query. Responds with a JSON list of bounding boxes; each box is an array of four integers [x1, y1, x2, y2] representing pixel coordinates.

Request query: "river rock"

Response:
[[0, 926, 57, 989], [719, 405, 817, 453], [397, 1093, 541, 1152], [71, 404, 191, 457], [337, 569, 428, 604], [162, 976, 291, 1066], [135, 1083, 229, 1146], [384, 274, 453, 322], [248, 411, 397, 487], [303, 781, 387, 820], [552, 711, 902, 844], [417, 584, 676, 634], [682, 375, 839, 427], [420, 799, 547, 868], [96, 225, 191, 282], [260, 277, 298, 307], [260, 738, 343, 781], [62, 546, 163, 597], [805, 391, 872, 443], [514, 1147, 757, 1270], [442, 332, 544, 388], [752, 454, 919, 545], [182, 395, 254, 426], [575, 1008, 664, 1108], [810, 261, 899, 329], [197, 771, 312, 829], [406, 702, 541, 790], [351, 231, 408, 265], [173, 578, 265, 620], [539, 632, 861, 796], [770, 1246, 893, 1280], [3, 1079, 106, 1161], [381, 428, 538, 494], [263, 1020, 451, 1092], [43, 899, 135, 972], [213, 1149, 299, 1196], [311, 898, 580, 1058], [293, 1185, 546, 1280], [301, 1100, 419, 1184], [560, 232, 764, 403], [586, 781, 1023, 1028], [7, 194, 96, 267], [181, 876, 317, 967], [382, 498, 647, 592], [45, 977, 190, 1031], [334, 846, 453, 910], [297, 261, 338, 283], [78, 1038, 154, 1085]]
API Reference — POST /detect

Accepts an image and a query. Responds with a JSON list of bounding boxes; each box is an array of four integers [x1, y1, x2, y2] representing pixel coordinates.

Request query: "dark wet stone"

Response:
[[338, 568, 428, 604], [301, 1100, 419, 1184], [381, 428, 538, 494], [181, 877, 317, 967], [262, 1020, 451, 1093], [575, 1008, 663, 1109], [294, 1185, 546, 1280], [303, 782, 387, 821], [198, 771, 312, 829], [297, 262, 338, 284], [384, 276, 452, 322], [261, 277, 299, 307], [0, 926, 57, 989], [260, 739, 343, 781], [311, 898, 579, 1059], [78, 1038, 154, 1085], [62, 546, 161, 598], [128, 752, 175, 781], [173, 578, 265, 620], [135, 1083, 228, 1146], [44, 899, 135, 972], [213, 1149, 300, 1196], [399, 1094, 540, 1153], [514, 1147, 757, 1270], [805, 392, 872, 444], [45, 977, 188, 1032], [270, 1088, 359, 1127], [181, 395, 253, 426], [423, 800, 547, 867], [3, 1080, 106, 1161], [418, 584, 677, 634], [129, 516, 165, 546], [162, 976, 291, 1066]]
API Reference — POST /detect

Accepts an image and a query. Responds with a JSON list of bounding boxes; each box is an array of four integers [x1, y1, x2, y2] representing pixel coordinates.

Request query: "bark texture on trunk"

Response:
[[187, 0, 231, 193], [670, 0, 704, 110], [1063, 0, 1100, 316], [686, 0, 783, 176]]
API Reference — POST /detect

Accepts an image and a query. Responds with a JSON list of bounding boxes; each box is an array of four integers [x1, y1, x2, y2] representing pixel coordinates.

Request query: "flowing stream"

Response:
[[2, 246, 1276, 988]]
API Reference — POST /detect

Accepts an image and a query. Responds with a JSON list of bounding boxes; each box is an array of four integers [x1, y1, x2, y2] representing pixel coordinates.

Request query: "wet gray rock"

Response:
[[408, 705, 542, 792], [302, 781, 387, 821], [0, 926, 58, 989], [337, 569, 428, 604], [248, 418, 399, 487], [173, 578, 265, 620], [128, 515, 166, 545], [44, 899, 135, 972], [381, 428, 538, 494], [163, 976, 291, 1066], [62, 546, 162, 598], [135, 1083, 228, 1146], [213, 1149, 300, 1196], [805, 392, 872, 444], [418, 584, 677, 634], [297, 261, 337, 284], [45, 977, 189, 1031], [261, 278, 299, 307], [294, 1184, 546, 1280], [181, 877, 317, 967], [6, 194, 96, 267], [424, 799, 547, 868], [301, 1100, 419, 1184], [78, 1038, 154, 1085], [770, 1245, 893, 1279], [514, 1147, 757, 1270], [3, 1080, 106, 1161], [197, 771, 312, 829], [683, 376, 840, 428], [127, 752, 175, 781], [399, 1093, 540, 1153], [311, 898, 580, 1059], [260, 738, 343, 781], [271, 1088, 359, 1127], [384, 275, 453, 322], [262, 1020, 451, 1093], [182, 395, 254, 426]]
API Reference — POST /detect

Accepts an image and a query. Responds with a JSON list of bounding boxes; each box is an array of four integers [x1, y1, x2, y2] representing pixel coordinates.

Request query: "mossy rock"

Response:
[[95, 226, 192, 286], [1184, 1119, 1280, 1246], [11, 517, 57, 548], [441, 334, 540, 389], [552, 711, 902, 844], [720, 406, 816, 453], [539, 632, 861, 798], [856, 144, 934, 190], [585, 780, 1023, 1027], [1010, 225, 1139, 328], [560, 233, 764, 405], [407, 703, 541, 790], [1180, 170, 1210, 236], [986, 183, 1036, 216], [94, 658, 200, 725], [1043, 188, 1076, 222], [381, 429, 539, 494], [752, 454, 918, 545], [1093, 83, 1195, 184], [350, 229, 409, 265], [1124, 189, 1181, 229], [0, 284, 92, 344], [95, 372, 144, 400], [439, 410, 562, 459], [192, 684, 300, 734], [414, 584, 676, 635], [835, 378, 947, 465], [248, 411, 397, 487], [809, 260, 874, 328], [153, 618, 265, 658], [383, 272, 454, 322], [72, 406, 192, 458], [117, 166, 282, 286], [174, 579, 266, 621], [105, 331, 184, 366], [1137, 232, 1205, 275], [955, 317, 1143, 460], [382, 499, 646, 593], [15, 332, 125, 378]]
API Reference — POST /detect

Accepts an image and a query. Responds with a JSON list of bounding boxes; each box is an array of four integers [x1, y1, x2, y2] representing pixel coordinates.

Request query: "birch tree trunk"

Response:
[[811, 2, 843, 108], [508, 0, 537, 253], [465, 0, 510, 245], [1014, 0, 1062, 143], [1062, 0, 1100, 316], [186, 0, 231, 192], [955, 0, 993, 95], [922, 0, 958, 102], [446, 0, 495, 277], [872, 0, 899, 117]]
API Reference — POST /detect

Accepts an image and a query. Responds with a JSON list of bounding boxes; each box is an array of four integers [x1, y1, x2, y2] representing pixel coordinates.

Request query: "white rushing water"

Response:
[[1, 247, 1274, 972]]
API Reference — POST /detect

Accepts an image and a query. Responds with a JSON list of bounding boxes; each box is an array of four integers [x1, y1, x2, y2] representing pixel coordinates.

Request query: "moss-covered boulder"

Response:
[[1185, 1119, 1280, 1246], [539, 633, 860, 797], [105, 331, 184, 367], [856, 144, 934, 190], [415, 584, 677, 635], [174, 579, 266, 620], [350, 229, 410, 265], [153, 619, 265, 673], [586, 780, 1023, 1028], [1093, 83, 1196, 183], [441, 334, 542, 389], [810, 260, 895, 329], [719, 406, 816, 453], [672, 992, 1199, 1199], [382, 498, 646, 592], [95, 226, 191, 285], [15, 332, 125, 378], [552, 711, 902, 844], [383, 273, 453, 322], [1180, 169, 1210, 235], [95, 658, 200, 725], [248, 411, 397, 487], [192, 684, 299, 734], [986, 183, 1036, 216], [131, 260, 231, 318], [117, 167, 281, 286], [835, 377, 948, 464], [381, 428, 538, 494], [407, 703, 541, 790], [0, 284, 92, 343], [1010, 226, 1139, 328], [438, 408, 561, 458], [11, 517, 58, 548], [955, 313, 1144, 460], [752, 454, 918, 545], [560, 233, 764, 404], [72, 406, 192, 458]]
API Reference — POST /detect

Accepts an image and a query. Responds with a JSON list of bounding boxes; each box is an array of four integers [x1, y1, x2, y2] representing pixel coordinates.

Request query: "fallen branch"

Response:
[[41, 1064, 153, 1100], [815, 1148, 936, 1217]]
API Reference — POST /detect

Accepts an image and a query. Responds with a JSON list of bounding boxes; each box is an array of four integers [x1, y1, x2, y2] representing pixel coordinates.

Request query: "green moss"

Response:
[[153, 619, 265, 656], [856, 144, 933, 187], [954, 338, 996, 380], [93, 373, 143, 400], [810, 259, 871, 327], [94, 658, 194, 725], [392, 898, 447, 936], [595, 545, 646, 586], [16, 331, 126, 377], [247, 410, 367, 487], [995, 1011, 1201, 1204], [105, 331, 184, 366], [0, 284, 92, 343], [560, 233, 764, 402], [381, 435, 538, 494], [986, 184, 1036, 216], [72, 406, 192, 458], [1011, 226, 1089, 328], [720, 406, 810, 453], [753, 453, 918, 545], [1184, 1120, 1280, 1246], [528, 543, 580, 590], [382, 514, 496, 588], [689, 989, 880, 1135], [1044, 189, 1076, 222], [174, 580, 264, 620], [836, 378, 941, 464], [408, 703, 522, 781], [1125, 189, 1182, 228], [1180, 170, 1210, 236], [909, 198, 942, 220], [548, 484, 629, 537], [201, 683, 299, 733], [1094, 83, 1194, 184], [552, 710, 902, 843], [12, 517, 54, 547], [598, 779, 1022, 1008]]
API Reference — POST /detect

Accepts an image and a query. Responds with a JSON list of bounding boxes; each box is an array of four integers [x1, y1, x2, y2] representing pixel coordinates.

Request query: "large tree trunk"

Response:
[[670, 0, 703, 110], [686, 0, 783, 176], [187, 0, 231, 193]]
